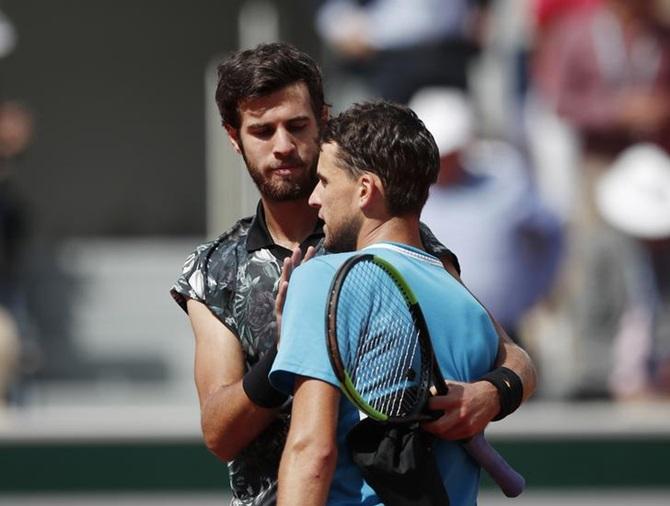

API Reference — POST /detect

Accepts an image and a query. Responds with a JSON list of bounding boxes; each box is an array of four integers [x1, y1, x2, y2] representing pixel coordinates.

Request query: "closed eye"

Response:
[[248, 125, 274, 139], [287, 120, 309, 134]]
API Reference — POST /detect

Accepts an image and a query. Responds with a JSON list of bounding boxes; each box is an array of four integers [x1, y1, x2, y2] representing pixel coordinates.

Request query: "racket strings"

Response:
[[380, 302, 417, 415], [337, 260, 427, 418]]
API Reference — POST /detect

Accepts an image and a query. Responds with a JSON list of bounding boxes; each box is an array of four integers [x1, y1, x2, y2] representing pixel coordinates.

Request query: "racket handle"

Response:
[[462, 432, 525, 497]]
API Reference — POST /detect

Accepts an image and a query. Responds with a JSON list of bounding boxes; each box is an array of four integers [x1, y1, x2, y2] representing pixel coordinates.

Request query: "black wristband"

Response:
[[242, 344, 288, 409], [480, 367, 523, 421]]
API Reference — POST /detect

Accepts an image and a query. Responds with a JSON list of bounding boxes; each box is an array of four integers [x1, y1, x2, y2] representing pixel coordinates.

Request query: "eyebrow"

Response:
[[245, 115, 311, 130]]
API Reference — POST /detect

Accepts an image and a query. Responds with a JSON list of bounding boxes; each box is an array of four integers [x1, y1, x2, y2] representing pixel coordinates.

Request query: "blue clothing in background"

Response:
[[421, 141, 563, 335]]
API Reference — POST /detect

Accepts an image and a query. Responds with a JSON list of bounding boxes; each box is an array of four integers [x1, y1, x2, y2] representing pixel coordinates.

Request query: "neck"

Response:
[[261, 197, 319, 250], [357, 215, 423, 251]]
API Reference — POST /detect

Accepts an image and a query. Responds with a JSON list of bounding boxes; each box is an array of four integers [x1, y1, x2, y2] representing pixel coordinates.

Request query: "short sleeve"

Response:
[[169, 238, 240, 337], [170, 242, 213, 312], [419, 221, 461, 274], [270, 259, 340, 395]]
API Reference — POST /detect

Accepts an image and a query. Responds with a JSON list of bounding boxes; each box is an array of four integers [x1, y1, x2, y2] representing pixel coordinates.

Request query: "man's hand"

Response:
[[420, 380, 499, 441], [275, 246, 316, 343]]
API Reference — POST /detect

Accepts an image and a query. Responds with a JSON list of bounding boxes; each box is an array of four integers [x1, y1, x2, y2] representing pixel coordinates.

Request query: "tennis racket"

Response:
[[326, 253, 525, 498]]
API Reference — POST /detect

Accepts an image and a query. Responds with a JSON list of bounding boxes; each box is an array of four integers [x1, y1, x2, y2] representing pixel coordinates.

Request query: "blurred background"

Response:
[[0, 0, 668, 504]]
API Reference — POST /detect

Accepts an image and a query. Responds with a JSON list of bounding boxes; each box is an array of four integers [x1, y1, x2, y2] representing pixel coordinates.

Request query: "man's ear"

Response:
[[225, 125, 243, 154], [358, 172, 384, 210], [320, 105, 330, 127]]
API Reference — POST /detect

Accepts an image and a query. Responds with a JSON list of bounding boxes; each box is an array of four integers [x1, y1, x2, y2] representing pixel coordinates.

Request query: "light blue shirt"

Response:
[[270, 242, 498, 506]]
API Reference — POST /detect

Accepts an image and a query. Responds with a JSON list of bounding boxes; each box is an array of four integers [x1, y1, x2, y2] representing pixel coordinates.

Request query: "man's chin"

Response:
[[265, 187, 312, 202], [261, 174, 317, 201], [324, 236, 356, 253], [256, 178, 311, 201]]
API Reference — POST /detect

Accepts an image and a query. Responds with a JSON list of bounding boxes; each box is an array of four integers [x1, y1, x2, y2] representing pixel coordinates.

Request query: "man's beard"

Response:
[[324, 214, 363, 253], [244, 153, 318, 202]]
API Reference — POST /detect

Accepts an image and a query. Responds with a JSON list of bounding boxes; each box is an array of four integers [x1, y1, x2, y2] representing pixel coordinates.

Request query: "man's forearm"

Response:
[[491, 317, 537, 403], [278, 441, 337, 506], [201, 380, 279, 461], [189, 297, 285, 462], [278, 377, 340, 506]]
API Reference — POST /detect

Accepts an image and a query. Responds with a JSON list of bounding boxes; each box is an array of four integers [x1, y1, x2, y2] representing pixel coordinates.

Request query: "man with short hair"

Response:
[[271, 101, 513, 505], [171, 42, 535, 505]]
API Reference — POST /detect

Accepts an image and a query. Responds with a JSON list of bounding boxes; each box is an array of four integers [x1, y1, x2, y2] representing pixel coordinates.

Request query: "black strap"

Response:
[[480, 367, 523, 421], [242, 344, 288, 409]]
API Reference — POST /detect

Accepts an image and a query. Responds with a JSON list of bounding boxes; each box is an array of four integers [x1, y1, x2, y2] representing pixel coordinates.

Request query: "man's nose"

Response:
[[273, 128, 295, 157], [308, 183, 322, 208]]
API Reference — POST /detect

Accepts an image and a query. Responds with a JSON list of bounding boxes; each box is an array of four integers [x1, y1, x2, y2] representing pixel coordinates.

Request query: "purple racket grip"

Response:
[[462, 432, 525, 497]]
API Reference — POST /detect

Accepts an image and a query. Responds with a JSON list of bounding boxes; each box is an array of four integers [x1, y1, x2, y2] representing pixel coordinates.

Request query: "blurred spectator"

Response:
[[534, 0, 670, 159], [590, 144, 670, 400], [0, 100, 33, 404], [0, 8, 28, 405], [519, 0, 602, 109], [315, 0, 492, 106], [524, 0, 670, 399], [525, 0, 670, 216], [411, 87, 563, 344], [0, 101, 32, 307]]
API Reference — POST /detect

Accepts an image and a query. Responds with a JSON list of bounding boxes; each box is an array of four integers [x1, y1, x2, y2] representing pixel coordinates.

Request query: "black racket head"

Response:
[[326, 254, 436, 423]]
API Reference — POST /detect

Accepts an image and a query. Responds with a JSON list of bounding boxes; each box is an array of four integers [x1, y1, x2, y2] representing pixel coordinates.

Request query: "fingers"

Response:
[[420, 382, 491, 440], [421, 413, 459, 440], [274, 278, 289, 345], [303, 245, 317, 263], [421, 408, 477, 441], [274, 246, 316, 344], [279, 249, 300, 290], [290, 247, 303, 273], [282, 246, 316, 287], [275, 278, 290, 318]]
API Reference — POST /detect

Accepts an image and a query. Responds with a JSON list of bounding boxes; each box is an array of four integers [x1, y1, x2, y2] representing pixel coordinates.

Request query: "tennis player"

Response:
[[270, 101, 525, 505], [171, 42, 535, 506]]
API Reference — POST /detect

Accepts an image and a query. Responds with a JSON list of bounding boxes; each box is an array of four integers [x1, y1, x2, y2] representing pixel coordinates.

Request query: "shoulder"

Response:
[[418, 223, 461, 275], [171, 216, 254, 311], [185, 217, 254, 272], [180, 215, 252, 262], [203, 216, 254, 257]]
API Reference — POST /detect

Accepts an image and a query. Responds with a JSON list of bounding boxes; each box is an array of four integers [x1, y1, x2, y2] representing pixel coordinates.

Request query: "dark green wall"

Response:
[[2, 436, 669, 492]]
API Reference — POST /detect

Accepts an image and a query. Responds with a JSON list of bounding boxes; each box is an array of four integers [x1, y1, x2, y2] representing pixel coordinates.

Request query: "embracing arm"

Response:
[[492, 315, 536, 403], [188, 299, 280, 461], [278, 377, 339, 506], [422, 263, 537, 440]]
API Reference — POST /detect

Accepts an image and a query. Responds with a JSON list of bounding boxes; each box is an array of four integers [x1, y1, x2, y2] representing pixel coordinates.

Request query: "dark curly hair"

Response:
[[215, 42, 326, 131], [321, 101, 440, 216]]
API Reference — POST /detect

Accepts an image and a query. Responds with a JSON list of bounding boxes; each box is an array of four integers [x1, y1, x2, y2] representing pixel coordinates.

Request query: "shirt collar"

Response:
[[246, 200, 324, 253]]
